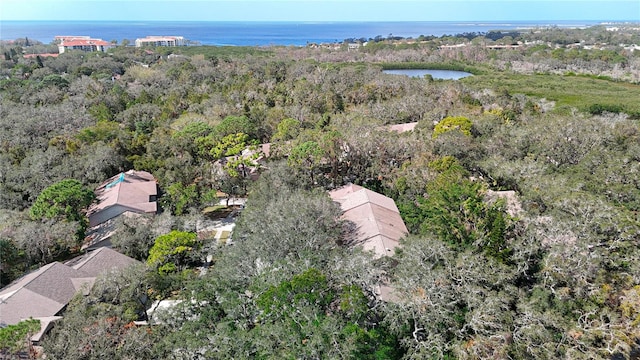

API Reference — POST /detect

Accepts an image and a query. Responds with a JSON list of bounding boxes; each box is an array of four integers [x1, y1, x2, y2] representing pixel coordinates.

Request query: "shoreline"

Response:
[[1, 20, 630, 46]]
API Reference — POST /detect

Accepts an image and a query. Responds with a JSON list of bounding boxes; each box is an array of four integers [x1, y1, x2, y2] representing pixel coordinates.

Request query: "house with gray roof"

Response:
[[0, 263, 93, 326], [65, 245, 140, 277], [0, 248, 139, 343]]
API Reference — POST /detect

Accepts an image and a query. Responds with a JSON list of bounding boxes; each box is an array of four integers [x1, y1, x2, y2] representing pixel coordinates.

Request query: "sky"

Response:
[[1, 0, 639, 22]]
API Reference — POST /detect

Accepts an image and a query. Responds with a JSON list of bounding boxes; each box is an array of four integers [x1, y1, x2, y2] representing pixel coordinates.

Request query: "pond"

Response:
[[383, 69, 473, 80]]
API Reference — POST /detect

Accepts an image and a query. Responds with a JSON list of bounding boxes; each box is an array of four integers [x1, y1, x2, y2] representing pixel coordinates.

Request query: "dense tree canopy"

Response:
[[1, 25, 640, 358]]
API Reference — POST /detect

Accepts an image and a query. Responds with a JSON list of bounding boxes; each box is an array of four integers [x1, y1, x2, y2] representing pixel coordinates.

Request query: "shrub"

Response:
[[433, 116, 473, 139]]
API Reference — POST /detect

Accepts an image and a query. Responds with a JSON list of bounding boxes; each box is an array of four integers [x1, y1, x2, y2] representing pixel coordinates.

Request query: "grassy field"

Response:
[[157, 45, 273, 59], [379, 62, 487, 75], [461, 72, 640, 118]]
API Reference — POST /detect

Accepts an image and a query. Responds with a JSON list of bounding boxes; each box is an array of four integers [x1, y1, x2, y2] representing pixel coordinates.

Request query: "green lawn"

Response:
[[462, 72, 640, 118]]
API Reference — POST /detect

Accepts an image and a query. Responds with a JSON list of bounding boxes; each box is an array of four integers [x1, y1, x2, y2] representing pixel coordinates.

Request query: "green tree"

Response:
[[147, 230, 199, 274], [271, 117, 301, 142], [29, 179, 95, 239], [163, 182, 198, 215], [401, 157, 512, 261], [257, 268, 334, 319], [0, 318, 40, 357], [29, 179, 94, 223], [210, 132, 253, 159], [215, 115, 259, 140], [419, 164, 486, 248], [288, 140, 324, 185], [76, 120, 120, 145], [172, 121, 215, 157]]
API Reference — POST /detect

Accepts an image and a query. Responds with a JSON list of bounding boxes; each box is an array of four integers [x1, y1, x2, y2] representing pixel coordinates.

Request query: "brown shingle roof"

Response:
[[66, 247, 140, 277], [330, 184, 408, 257], [0, 263, 91, 325], [0, 249, 140, 326]]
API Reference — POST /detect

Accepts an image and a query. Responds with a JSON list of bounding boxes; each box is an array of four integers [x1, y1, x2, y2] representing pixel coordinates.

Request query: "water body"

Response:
[[383, 69, 473, 80], [1, 20, 606, 46]]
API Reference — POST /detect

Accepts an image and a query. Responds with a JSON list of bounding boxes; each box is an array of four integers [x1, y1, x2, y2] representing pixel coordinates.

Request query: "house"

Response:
[[64, 245, 142, 277], [87, 170, 158, 228], [0, 262, 94, 327], [0, 248, 140, 343], [55, 36, 113, 54], [240, 143, 270, 180], [54, 35, 90, 43], [135, 36, 186, 47], [387, 122, 418, 133], [329, 184, 408, 257]]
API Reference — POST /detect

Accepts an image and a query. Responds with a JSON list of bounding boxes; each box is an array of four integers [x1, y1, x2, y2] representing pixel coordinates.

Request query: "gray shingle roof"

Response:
[[0, 263, 90, 325], [66, 247, 139, 277], [0, 248, 139, 326]]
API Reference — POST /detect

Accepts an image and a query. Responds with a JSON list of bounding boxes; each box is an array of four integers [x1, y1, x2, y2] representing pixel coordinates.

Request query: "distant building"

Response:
[[54, 35, 90, 42], [135, 36, 186, 47], [329, 184, 408, 257], [55, 35, 113, 53], [485, 44, 521, 50]]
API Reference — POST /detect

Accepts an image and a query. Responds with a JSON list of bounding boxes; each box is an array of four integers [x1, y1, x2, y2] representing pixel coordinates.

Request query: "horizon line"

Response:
[[3, 19, 637, 23]]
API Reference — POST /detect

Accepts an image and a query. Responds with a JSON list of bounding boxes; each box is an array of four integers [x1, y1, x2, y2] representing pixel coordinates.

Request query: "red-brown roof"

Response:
[[62, 39, 111, 47]]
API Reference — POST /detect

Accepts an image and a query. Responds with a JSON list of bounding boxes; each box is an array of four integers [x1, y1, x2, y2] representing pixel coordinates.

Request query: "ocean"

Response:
[[1, 20, 608, 47]]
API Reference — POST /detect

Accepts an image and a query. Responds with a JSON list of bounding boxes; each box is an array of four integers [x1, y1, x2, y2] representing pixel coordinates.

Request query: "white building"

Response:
[[55, 36, 112, 53], [135, 36, 186, 47]]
